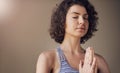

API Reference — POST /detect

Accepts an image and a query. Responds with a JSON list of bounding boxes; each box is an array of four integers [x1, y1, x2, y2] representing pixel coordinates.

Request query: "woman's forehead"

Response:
[[67, 5, 87, 15]]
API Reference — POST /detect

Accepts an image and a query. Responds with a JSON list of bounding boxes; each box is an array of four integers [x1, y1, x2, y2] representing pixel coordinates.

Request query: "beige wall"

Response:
[[0, 0, 120, 73]]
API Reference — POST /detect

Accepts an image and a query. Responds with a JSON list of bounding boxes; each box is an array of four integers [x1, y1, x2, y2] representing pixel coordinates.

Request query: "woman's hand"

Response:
[[79, 47, 97, 73]]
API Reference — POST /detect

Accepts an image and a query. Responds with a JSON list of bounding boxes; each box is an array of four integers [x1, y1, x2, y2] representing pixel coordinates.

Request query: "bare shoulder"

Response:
[[36, 49, 57, 73], [39, 49, 56, 60], [38, 49, 56, 66], [94, 53, 111, 73], [94, 53, 106, 64]]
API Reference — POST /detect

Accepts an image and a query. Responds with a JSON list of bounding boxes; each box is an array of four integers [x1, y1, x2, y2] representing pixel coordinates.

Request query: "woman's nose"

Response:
[[78, 16, 84, 24]]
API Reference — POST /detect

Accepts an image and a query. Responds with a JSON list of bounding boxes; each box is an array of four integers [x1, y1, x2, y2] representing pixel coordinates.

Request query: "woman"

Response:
[[36, 0, 110, 73]]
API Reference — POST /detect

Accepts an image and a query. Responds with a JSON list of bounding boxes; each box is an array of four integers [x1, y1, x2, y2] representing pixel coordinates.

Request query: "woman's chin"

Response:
[[73, 34, 85, 38]]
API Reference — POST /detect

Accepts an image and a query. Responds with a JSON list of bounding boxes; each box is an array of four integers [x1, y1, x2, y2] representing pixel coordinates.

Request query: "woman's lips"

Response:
[[76, 28, 85, 32]]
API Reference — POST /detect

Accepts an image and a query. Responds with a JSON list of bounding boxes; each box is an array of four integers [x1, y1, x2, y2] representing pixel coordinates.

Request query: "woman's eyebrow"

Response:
[[72, 12, 88, 15], [72, 12, 80, 15]]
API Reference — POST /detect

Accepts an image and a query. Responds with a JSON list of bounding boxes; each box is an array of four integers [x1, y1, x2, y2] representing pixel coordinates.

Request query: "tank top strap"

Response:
[[57, 47, 66, 61], [57, 47, 79, 73]]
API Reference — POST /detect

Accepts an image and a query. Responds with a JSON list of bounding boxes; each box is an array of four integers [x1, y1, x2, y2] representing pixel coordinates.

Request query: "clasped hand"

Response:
[[79, 47, 97, 73]]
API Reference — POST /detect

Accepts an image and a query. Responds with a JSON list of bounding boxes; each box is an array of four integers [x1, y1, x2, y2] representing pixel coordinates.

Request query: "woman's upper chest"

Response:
[[65, 53, 85, 70]]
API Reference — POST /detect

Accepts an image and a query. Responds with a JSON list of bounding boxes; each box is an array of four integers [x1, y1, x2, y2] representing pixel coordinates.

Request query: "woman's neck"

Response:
[[61, 34, 84, 55]]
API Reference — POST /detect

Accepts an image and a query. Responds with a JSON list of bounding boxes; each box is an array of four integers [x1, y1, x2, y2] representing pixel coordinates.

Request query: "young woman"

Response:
[[36, 0, 110, 73]]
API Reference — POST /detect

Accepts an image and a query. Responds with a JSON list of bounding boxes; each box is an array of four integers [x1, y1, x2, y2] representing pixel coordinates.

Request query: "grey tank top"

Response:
[[57, 47, 79, 73]]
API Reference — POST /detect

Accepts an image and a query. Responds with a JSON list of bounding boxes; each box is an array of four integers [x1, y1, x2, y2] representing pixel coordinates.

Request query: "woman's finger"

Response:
[[95, 62, 98, 73], [79, 60, 82, 70], [89, 47, 94, 65], [84, 47, 90, 64], [94, 58, 98, 73], [91, 57, 97, 70], [84, 47, 94, 65]]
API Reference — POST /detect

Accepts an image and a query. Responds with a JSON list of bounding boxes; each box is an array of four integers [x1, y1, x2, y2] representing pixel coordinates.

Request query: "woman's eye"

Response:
[[73, 17, 78, 19], [83, 17, 88, 20]]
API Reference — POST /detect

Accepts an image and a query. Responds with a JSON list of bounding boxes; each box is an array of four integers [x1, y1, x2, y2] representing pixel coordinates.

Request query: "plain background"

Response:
[[0, 0, 120, 73]]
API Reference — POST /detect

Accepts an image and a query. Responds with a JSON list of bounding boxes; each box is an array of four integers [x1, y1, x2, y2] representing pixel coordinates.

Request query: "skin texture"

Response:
[[36, 5, 110, 73]]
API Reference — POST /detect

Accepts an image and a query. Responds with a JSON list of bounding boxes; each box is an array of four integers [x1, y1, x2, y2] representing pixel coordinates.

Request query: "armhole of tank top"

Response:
[[56, 49, 61, 73]]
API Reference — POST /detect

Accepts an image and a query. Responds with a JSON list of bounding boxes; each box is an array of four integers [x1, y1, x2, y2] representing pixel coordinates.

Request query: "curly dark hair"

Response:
[[49, 0, 98, 44]]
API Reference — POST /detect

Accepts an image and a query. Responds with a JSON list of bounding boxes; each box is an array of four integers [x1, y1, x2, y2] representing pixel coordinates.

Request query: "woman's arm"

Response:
[[36, 51, 55, 73], [97, 55, 111, 73]]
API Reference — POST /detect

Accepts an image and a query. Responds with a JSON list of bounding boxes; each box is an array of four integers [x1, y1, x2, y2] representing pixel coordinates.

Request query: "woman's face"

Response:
[[65, 4, 89, 38]]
